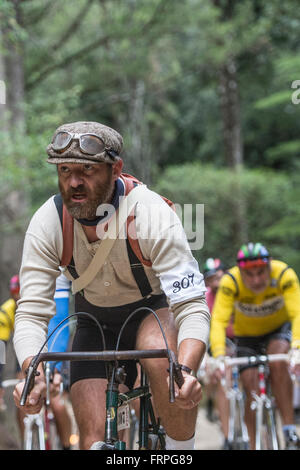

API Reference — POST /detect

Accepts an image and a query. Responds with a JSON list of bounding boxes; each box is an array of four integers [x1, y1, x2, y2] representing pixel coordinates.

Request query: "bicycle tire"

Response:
[[228, 394, 249, 450], [255, 401, 279, 450], [262, 405, 279, 450], [148, 425, 166, 450], [48, 413, 62, 450]]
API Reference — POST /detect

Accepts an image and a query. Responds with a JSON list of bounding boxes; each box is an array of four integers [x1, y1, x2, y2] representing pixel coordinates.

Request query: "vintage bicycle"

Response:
[[207, 353, 289, 450], [20, 308, 184, 450]]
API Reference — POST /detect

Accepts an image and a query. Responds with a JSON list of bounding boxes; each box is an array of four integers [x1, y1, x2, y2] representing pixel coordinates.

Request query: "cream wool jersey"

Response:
[[210, 260, 300, 357], [14, 183, 210, 367]]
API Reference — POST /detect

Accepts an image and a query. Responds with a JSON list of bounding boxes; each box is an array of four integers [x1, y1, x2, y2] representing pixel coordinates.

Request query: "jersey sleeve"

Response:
[[136, 191, 209, 347], [13, 198, 63, 368], [209, 273, 237, 357], [278, 267, 300, 348]]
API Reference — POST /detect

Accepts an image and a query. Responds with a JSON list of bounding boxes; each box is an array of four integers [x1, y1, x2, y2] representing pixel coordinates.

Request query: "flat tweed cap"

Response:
[[46, 121, 123, 164]]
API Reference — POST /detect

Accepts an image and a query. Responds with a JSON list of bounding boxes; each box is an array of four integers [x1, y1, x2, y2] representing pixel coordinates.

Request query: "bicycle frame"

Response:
[[250, 363, 279, 450], [102, 363, 165, 449], [20, 348, 182, 450]]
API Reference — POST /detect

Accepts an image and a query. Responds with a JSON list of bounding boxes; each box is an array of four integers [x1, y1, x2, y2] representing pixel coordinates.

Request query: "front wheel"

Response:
[[148, 425, 166, 449], [255, 400, 279, 450]]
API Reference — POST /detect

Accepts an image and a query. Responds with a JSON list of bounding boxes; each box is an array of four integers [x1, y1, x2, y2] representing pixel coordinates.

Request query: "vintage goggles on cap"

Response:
[[51, 131, 119, 159]]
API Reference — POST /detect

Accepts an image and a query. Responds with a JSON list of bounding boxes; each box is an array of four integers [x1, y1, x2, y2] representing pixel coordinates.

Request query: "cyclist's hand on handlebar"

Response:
[[171, 372, 202, 410], [210, 355, 226, 385], [13, 375, 46, 414]]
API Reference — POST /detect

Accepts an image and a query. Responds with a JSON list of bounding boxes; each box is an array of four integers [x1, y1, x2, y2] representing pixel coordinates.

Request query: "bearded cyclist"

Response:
[[13, 120, 210, 450], [210, 242, 300, 450]]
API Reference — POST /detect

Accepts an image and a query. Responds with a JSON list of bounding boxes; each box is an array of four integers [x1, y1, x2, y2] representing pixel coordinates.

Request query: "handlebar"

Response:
[[20, 349, 184, 406], [206, 353, 289, 370], [224, 353, 288, 367]]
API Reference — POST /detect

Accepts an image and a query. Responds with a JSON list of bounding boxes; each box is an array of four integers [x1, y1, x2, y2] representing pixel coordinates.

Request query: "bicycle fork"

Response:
[[23, 413, 46, 450]]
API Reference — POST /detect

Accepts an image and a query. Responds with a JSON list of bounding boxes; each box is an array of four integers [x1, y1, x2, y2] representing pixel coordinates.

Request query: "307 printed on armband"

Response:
[[160, 259, 206, 305]]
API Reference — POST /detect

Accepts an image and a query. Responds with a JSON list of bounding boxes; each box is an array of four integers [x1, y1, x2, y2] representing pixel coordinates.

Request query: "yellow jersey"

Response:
[[210, 260, 300, 357], [0, 298, 16, 342]]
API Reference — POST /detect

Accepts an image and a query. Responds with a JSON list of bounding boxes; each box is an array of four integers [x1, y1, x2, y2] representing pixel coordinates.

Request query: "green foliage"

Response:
[[1, 0, 300, 278], [154, 163, 300, 274]]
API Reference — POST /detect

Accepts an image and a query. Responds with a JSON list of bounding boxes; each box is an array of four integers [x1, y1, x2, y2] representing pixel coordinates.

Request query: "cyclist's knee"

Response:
[[240, 368, 258, 396]]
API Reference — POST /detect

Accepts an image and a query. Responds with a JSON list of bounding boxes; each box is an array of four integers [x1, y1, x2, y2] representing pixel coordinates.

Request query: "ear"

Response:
[[112, 158, 123, 181]]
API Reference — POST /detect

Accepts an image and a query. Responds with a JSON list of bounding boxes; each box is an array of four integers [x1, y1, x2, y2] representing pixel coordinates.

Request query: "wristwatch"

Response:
[[179, 364, 196, 377]]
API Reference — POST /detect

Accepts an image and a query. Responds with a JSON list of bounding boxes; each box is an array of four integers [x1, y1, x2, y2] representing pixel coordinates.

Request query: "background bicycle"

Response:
[[0, 378, 21, 450], [221, 353, 290, 450]]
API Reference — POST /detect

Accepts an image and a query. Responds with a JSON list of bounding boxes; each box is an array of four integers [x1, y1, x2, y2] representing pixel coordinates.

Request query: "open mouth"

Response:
[[71, 193, 88, 202]]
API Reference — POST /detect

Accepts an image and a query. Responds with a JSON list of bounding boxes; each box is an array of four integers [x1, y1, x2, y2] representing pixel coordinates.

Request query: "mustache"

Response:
[[65, 185, 89, 197]]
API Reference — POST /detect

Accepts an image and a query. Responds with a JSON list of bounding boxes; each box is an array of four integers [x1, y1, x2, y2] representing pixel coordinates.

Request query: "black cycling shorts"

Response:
[[70, 294, 168, 390], [234, 322, 291, 372]]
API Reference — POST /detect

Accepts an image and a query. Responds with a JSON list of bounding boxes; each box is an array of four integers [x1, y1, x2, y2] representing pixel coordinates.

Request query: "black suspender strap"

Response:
[[126, 237, 152, 297]]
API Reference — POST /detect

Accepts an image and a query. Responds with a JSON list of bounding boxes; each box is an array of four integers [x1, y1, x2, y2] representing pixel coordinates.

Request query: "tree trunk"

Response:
[[218, 57, 248, 245], [218, 57, 243, 168], [122, 80, 152, 184], [0, 0, 28, 301]]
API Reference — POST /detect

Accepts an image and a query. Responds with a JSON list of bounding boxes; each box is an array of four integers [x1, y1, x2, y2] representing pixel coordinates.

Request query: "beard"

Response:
[[59, 175, 115, 220]]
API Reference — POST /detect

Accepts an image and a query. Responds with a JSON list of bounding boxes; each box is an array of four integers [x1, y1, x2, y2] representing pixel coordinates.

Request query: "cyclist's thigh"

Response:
[[266, 337, 290, 381], [266, 338, 290, 354], [240, 367, 259, 397], [266, 322, 291, 354], [135, 307, 178, 351]]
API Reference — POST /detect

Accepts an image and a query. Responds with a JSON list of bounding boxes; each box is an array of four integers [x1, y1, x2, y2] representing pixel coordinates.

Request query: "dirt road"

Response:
[[195, 406, 223, 450]]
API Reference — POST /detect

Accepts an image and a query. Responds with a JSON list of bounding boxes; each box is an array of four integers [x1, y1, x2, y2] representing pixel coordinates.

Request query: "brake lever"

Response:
[[167, 351, 184, 403], [20, 361, 40, 406], [45, 362, 51, 406], [173, 361, 185, 389]]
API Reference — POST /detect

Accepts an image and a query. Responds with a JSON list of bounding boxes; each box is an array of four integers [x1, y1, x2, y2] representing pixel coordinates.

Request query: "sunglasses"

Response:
[[52, 132, 119, 159]]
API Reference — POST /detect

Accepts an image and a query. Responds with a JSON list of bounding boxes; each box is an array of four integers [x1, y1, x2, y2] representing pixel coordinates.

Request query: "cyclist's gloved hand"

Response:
[[210, 355, 226, 385]]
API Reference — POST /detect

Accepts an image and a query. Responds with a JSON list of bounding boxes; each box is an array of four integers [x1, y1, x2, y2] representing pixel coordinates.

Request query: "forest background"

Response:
[[1, 0, 300, 300]]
